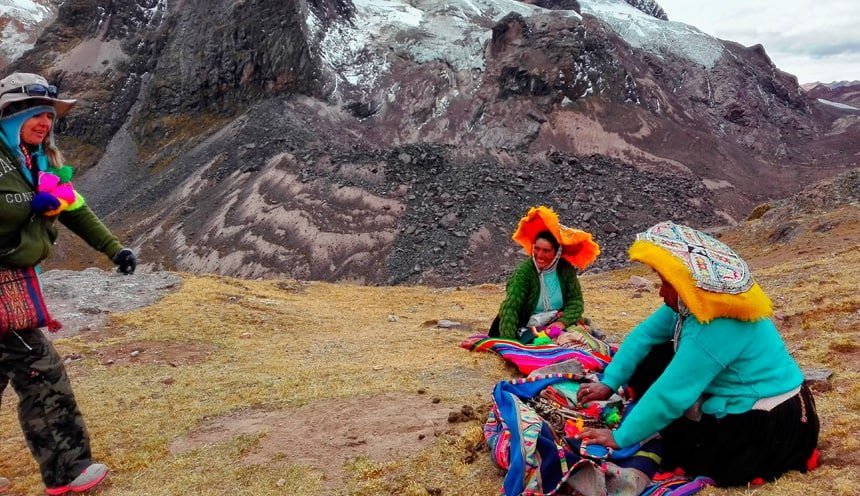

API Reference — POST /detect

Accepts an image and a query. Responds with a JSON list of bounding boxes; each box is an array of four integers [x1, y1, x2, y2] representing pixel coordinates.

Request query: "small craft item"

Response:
[[31, 168, 83, 216]]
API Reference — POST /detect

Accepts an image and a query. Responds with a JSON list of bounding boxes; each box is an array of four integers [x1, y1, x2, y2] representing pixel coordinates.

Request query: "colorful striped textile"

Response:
[[485, 375, 594, 495], [0, 267, 60, 334], [640, 476, 715, 496], [485, 375, 663, 496], [460, 335, 610, 374]]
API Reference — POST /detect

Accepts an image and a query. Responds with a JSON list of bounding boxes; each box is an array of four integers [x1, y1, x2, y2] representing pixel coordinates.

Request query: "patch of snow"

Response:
[[1, 21, 33, 61], [579, 0, 723, 68], [0, 0, 51, 23], [817, 98, 858, 111], [312, 0, 580, 90], [0, 0, 55, 64], [312, 0, 723, 93]]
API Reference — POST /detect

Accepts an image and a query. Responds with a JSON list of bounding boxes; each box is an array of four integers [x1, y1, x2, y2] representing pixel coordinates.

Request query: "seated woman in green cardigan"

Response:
[[576, 221, 819, 487], [489, 206, 600, 345]]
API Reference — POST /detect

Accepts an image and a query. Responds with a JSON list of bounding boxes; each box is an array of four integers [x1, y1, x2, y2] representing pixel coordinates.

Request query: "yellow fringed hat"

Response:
[[629, 221, 772, 323], [512, 206, 600, 271]]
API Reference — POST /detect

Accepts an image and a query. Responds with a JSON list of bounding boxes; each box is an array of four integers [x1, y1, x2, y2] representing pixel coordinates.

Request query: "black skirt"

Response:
[[628, 343, 820, 487]]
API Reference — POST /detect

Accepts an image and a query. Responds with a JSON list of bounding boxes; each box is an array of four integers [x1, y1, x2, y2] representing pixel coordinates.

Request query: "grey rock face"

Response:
[[103, 105, 723, 285], [142, 0, 322, 118], [41, 268, 182, 337], [624, 0, 668, 20], [10, 0, 322, 169], [519, 0, 582, 12]]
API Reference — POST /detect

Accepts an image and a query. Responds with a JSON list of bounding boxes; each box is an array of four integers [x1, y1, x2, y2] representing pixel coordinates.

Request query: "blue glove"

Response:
[[113, 248, 137, 275]]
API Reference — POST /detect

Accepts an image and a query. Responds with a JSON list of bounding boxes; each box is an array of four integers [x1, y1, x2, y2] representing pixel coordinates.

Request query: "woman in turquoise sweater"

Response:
[[489, 206, 599, 344], [576, 221, 819, 486]]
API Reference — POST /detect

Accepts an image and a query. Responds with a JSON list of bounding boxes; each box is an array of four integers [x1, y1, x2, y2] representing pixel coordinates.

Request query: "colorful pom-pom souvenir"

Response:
[[31, 191, 61, 213], [32, 170, 85, 216], [602, 406, 622, 427], [48, 165, 75, 183]]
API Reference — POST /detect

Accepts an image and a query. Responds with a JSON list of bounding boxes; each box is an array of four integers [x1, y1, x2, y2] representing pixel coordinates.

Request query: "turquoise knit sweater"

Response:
[[603, 305, 804, 447]]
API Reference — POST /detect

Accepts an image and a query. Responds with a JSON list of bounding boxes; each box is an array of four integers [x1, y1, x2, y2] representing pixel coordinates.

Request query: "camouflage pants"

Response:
[[0, 329, 92, 488]]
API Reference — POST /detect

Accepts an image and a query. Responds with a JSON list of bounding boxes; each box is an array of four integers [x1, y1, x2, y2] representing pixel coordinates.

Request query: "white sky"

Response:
[[656, 0, 859, 83]]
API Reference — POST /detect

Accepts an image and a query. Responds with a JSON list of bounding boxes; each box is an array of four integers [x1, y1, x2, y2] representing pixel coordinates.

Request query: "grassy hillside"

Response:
[[1, 204, 858, 495]]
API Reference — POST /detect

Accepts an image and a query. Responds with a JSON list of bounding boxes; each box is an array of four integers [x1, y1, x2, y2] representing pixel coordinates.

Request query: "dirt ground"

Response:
[[168, 394, 478, 490]]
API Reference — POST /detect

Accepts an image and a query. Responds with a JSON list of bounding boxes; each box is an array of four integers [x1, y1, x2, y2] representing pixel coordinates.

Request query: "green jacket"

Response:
[[0, 142, 122, 268], [494, 258, 584, 339]]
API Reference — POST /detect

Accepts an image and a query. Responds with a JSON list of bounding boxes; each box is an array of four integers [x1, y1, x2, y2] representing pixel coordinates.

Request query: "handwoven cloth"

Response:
[[629, 221, 772, 323], [640, 476, 715, 496], [461, 335, 609, 374], [0, 267, 60, 333], [484, 375, 664, 496]]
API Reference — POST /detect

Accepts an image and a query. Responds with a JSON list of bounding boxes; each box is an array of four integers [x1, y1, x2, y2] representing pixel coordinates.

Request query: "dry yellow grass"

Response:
[[1, 207, 858, 495]]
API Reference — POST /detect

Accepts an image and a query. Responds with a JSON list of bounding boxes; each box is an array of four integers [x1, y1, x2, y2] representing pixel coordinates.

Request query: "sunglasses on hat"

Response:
[[0, 83, 59, 99]]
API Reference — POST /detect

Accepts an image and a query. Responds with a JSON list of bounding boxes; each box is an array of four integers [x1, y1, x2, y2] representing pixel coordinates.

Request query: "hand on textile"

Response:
[[577, 382, 612, 404], [113, 248, 137, 275], [576, 428, 619, 449]]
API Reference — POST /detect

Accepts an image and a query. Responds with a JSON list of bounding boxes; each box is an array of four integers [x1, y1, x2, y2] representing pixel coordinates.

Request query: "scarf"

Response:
[[533, 247, 563, 313]]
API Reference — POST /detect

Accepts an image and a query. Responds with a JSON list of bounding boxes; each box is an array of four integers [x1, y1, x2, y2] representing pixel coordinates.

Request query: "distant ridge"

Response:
[[803, 81, 860, 107], [801, 81, 860, 90]]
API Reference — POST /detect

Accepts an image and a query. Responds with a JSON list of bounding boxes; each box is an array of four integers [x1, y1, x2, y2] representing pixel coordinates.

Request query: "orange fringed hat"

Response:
[[512, 206, 600, 271], [628, 221, 772, 323]]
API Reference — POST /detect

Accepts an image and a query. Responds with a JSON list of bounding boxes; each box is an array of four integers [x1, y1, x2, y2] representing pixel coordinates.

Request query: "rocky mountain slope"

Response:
[[5, 0, 859, 285]]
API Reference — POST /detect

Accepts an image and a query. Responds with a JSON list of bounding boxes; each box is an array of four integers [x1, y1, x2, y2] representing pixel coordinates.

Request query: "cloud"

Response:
[[656, 0, 860, 81], [771, 52, 860, 82], [722, 25, 860, 58]]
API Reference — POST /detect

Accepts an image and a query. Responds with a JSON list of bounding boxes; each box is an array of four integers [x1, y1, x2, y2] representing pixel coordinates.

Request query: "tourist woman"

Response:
[[0, 72, 137, 494]]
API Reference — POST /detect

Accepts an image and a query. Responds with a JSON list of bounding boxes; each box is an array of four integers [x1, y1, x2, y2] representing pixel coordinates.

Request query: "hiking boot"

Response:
[[1, 476, 10, 493], [45, 464, 108, 495]]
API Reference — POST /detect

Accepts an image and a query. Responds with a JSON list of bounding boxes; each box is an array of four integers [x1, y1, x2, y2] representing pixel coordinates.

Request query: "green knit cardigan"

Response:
[[492, 258, 584, 339]]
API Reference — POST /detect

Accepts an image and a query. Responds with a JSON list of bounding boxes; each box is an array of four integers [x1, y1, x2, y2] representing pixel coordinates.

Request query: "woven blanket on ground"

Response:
[[460, 335, 610, 374], [485, 375, 663, 496], [640, 476, 715, 496]]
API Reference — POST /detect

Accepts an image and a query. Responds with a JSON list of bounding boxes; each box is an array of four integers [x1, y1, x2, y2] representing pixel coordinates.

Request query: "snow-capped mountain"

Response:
[[0, 0, 55, 69], [309, 0, 715, 96], [7, 0, 860, 284]]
